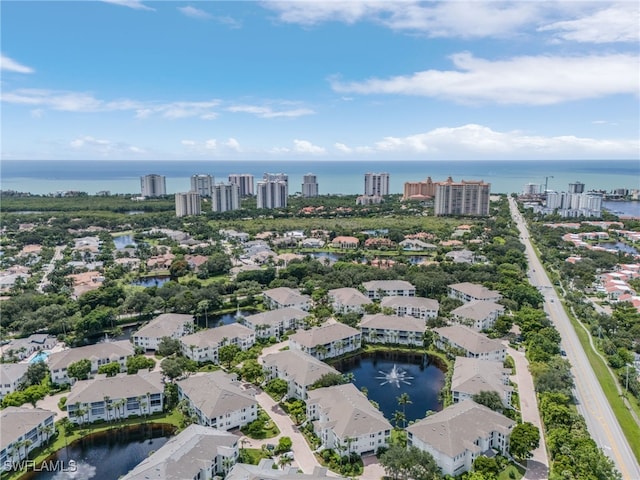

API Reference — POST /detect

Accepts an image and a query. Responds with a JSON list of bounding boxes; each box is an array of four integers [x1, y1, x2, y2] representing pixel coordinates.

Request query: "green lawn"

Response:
[[497, 463, 525, 480], [238, 448, 272, 465]]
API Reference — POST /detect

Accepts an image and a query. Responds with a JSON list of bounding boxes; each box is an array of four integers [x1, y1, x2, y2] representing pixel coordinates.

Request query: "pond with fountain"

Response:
[[332, 350, 446, 423]]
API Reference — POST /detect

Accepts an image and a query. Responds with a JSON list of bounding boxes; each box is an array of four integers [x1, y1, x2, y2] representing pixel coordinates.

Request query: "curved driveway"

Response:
[[509, 197, 640, 479]]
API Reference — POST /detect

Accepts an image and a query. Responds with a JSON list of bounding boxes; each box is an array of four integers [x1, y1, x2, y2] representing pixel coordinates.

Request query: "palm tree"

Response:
[[315, 344, 329, 359], [278, 455, 293, 470], [103, 396, 111, 422], [397, 393, 412, 428], [392, 410, 406, 429]]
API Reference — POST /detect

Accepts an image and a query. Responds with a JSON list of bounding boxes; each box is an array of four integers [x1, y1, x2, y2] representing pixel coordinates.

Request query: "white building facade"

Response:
[[175, 191, 201, 217], [212, 183, 241, 212], [140, 174, 166, 197]]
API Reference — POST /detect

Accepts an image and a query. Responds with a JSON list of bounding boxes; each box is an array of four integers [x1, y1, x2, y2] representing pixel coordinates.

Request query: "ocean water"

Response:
[[1, 159, 638, 196]]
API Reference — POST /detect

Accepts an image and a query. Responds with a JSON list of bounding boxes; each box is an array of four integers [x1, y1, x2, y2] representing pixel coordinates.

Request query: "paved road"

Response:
[[38, 245, 65, 292], [509, 197, 640, 479], [505, 344, 548, 480]]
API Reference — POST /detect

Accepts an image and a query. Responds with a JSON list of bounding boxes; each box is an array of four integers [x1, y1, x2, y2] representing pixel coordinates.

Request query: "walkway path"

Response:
[[506, 344, 549, 480]]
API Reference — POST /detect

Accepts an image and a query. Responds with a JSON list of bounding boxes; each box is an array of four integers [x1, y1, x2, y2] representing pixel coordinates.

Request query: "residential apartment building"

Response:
[[66, 371, 164, 424], [434, 325, 506, 362], [360, 314, 426, 346], [448, 282, 502, 304], [228, 173, 254, 197], [140, 174, 166, 197], [256, 180, 288, 209], [1, 334, 56, 361], [289, 323, 361, 360], [362, 280, 416, 299], [177, 372, 258, 430], [364, 172, 390, 197], [302, 173, 319, 198], [1, 407, 56, 471], [403, 177, 436, 200], [242, 308, 308, 339], [451, 357, 513, 407], [407, 400, 514, 476], [262, 349, 341, 400], [433, 178, 490, 216], [306, 383, 392, 455], [175, 191, 201, 217], [228, 461, 343, 480], [190, 174, 215, 197], [328, 287, 372, 314], [450, 301, 505, 331], [122, 424, 238, 480], [380, 296, 439, 320], [48, 340, 135, 385], [212, 183, 241, 212], [132, 313, 195, 351], [263, 287, 311, 311], [0, 364, 29, 400], [180, 324, 255, 363]]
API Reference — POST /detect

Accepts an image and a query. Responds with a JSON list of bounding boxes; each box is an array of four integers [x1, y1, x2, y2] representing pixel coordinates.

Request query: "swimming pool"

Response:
[[30, 350, 50, 363]]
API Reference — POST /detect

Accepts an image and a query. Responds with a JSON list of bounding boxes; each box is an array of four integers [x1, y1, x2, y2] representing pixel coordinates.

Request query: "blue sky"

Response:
[[1, 0, 639, 161]]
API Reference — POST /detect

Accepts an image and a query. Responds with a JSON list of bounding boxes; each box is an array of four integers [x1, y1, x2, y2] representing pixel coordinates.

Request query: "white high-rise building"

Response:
[[228, 174, 254, 197], [523, 183, 541, 195], [212, 183, 240, 212], [140, 174, 166, 198], [256, 180, 288, 209], [175, 192, 201, 217], [433, 177, 491, 216], [190, 174, 214, 197], [568, 181, 585, 194], [263, 172, 288, 185], [364, 172, 390, 196], [302, 173, 319, 198]]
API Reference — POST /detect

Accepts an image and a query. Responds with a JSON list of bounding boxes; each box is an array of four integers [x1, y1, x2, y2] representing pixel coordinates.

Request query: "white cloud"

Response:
[[332, 52, 639, 105], [334, 142, 352, 153], [334, 142, 372, 154], [30, 109, 44, 118], [178, 6, 212, 19], [101, 0, 155, 11], [539, 2, 640, 43], [205, 139, 218, 150], [360, 124, 639, 157], [69, 135, 146, 155], [181, 140, 197, 146], [264, 1, 541, 38], [227, 104, 314, 118], [293, 139, 326, 154], [1, 54, 35, 73], [225, 138, 242, 152]]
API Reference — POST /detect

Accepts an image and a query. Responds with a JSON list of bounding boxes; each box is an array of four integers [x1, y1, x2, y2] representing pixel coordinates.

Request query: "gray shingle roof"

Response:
[[48, 340, 134, 371], [451, 357, 512, 398], [448, 282, 501, 300], [133, 313, 194, 339], [67, 371, 163, 405], [262, 349, 341, 387], [434, 325, 504, 354], [289, 323, 360, 348], [264, 287, 310, 306], [1, 407, 55, 450], [180, 323, 254, 349], [121, 424, 237, 480], [451, 300, 505, 321], [407, 400, 514, 458], [328, 288, 372, 307], [227, 461, 341, 480], [362, 280, 415, 291], [307, 383, 392, 438], [0, 363, 30, 386], [380, 296, 439, 310], [244, 308, 308, 327], [177, 371, 256, 419], [360, 314, 426, 333]]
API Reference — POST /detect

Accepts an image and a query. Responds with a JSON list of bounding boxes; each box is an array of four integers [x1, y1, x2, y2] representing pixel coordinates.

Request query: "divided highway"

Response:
[[508, 197, 640, 479]]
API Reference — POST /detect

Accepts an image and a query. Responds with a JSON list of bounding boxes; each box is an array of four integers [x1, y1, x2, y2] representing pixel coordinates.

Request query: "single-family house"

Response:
[[362, 280, 416, 299], [399, 239, 437, 251], [48, 340, 135, 385], [360, 314, 426, 347], [434, 326, 506, 362], [263, 287, 311, 311], [328, 288, 372, 314], [132, 313, 195, 351], [177, 372, 258, 430], [306, 383, 392, 455], [331, 236, 359, 249], [451, 357, 513, 407], [121, 424, 238, 480], [1, 407, 56, 471], [289, 323, 361, 360], [448, 283, 502, 304], [243, 308, 308, 339], [262, 349, 341, 400], [407, 400, 514, 476], [450, 301, 506, 331], [380, 296, 440, 320], [66, 371, 164, 424], [180, 324, 255, 363]]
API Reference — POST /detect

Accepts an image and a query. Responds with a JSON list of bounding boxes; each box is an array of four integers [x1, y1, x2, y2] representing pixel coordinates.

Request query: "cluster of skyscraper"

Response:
[[403, 176, 491, 216], [524, 181, 603, 217]]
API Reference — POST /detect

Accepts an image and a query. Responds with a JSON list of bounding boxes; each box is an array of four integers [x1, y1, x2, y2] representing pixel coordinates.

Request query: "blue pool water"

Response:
[[30, 351, 50, 363]]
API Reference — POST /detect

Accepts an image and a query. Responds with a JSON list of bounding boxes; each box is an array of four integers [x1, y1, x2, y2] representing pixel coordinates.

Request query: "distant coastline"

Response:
[[1, 159, 638, 196]]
